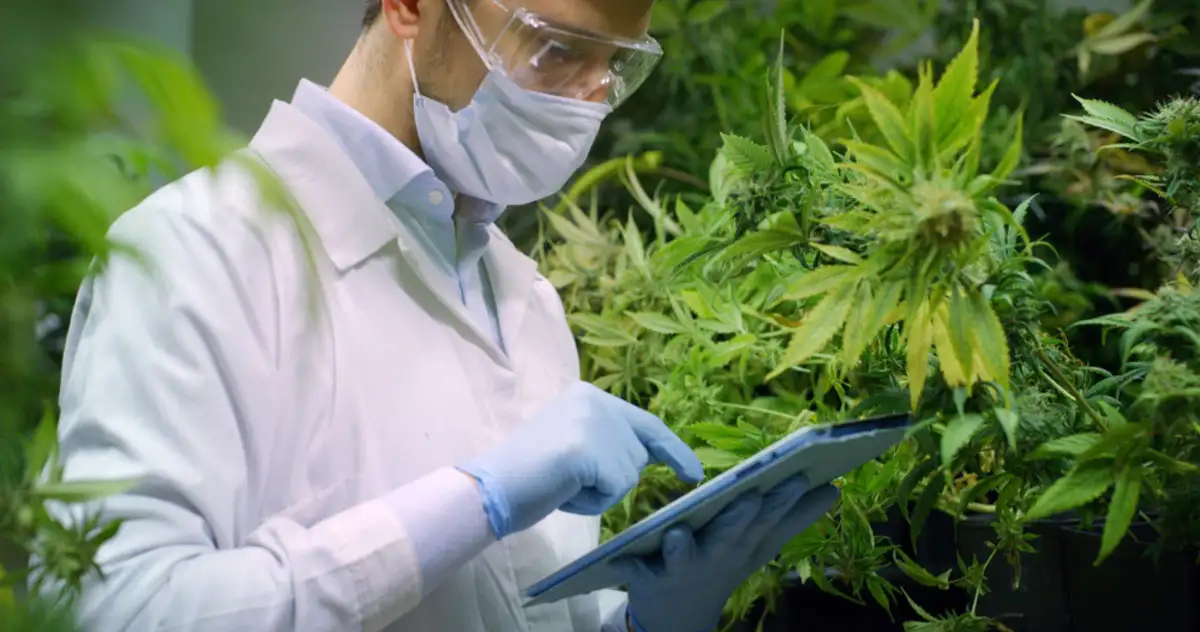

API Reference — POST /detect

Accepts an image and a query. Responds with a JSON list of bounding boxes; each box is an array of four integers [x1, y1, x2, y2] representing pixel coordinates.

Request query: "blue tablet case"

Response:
[[522, 413, 912, 607]]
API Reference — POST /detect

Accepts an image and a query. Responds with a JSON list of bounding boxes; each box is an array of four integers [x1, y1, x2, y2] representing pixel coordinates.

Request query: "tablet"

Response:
[[522, 412, 912, 607]]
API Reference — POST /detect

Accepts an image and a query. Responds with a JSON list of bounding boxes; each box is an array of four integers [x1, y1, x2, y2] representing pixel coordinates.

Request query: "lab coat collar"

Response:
[[249, 100, 540, 360], [250, 99, 398, 271]]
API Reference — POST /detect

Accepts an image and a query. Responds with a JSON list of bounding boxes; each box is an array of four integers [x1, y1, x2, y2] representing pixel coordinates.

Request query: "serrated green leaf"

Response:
[[841, 279, 903, 369], [1026, 458, 1115, 521], [848, 77, 913, 162], [988, 113, 1024, 188], [720, 133, 774, 174], [1096, 400, 1128, 428], [799, 126, 837, 178], [688, 421, 756, 451], [933, 20, 980, 145], [569, 313, 638, 345], [910, 473, 946, 550], [1068, 95, 1139, 139], [628, 312, 686, 335], [770, 283, 856, 377], [765, 33, 790, 166], [1097, 463, 1141, 565], [908, 61, 936, 170], [798, 51, 850, 94], [941, 414, 985, 465], [811, 243, 863, 264], [894, 550, 951, 589], [781, 265, 860, 301], [695, 447, 743, 469], [995, 408, 1020, 449], [621, 215, 648, 273], [967, 287, 1011, 389], [941, 78, 998, 164], [842, 140, 909, 180]]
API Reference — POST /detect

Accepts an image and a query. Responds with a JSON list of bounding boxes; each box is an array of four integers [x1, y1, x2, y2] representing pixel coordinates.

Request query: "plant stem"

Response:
[[1033, 345, 1107, 427], [967, 502, 997, 513]]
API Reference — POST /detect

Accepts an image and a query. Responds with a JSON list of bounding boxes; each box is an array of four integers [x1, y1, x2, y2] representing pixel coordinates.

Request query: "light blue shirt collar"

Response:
[[288, 79, 502, 228]]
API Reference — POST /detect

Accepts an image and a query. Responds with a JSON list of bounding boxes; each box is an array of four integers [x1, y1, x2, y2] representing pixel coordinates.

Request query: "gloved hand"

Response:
[[613, 475, 840, 632], [458, 380, 704, 539]]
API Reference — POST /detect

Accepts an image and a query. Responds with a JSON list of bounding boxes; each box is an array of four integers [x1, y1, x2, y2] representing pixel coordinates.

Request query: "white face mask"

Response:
[[405, 41, 612, 207]]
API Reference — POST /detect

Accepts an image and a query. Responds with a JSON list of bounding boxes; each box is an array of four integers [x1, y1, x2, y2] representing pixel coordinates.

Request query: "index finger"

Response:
[[607, 396, 704, 483]]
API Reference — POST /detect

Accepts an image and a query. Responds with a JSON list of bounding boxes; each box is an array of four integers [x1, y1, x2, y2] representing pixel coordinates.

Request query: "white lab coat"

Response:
[[54, 99, 614, 631]]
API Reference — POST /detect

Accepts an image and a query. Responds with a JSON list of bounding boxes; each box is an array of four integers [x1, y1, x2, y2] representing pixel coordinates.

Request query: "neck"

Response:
[[328, 34, 422, 160]]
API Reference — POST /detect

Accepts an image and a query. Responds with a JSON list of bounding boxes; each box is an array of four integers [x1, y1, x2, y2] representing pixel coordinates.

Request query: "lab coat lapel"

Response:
[[392, 213, 509, 362], [482, 226, 537, 359], [248, 100, 509, 361]]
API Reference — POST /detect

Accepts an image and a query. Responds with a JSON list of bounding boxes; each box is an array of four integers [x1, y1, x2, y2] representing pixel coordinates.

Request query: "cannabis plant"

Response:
[[1014, 96, 1200, 564]]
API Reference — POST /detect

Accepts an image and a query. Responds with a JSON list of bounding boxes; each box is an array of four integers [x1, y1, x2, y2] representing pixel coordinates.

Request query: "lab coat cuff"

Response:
[[384, 467, 496, 597], [311, 495, 422, 630], [598, 589, 631, 632]]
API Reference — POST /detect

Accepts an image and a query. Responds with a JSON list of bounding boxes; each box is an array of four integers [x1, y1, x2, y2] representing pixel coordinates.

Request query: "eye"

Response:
[[530, 39, 586, 71]]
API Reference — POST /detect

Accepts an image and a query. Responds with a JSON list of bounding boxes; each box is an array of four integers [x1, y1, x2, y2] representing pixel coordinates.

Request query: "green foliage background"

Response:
[[2, 0, 1198, 630]]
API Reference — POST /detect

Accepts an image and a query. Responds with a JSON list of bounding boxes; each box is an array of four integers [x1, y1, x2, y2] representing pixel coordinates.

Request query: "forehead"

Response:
[[505, 0, 654, 40]]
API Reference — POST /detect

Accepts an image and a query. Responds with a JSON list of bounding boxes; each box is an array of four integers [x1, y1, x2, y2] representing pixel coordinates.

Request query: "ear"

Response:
[[381, 0, 420, 39]]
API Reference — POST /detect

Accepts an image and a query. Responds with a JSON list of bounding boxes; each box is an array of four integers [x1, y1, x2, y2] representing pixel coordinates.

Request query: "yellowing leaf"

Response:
[[848, 77, 913, 162], [782, 265, 860, 301], [933, 20, 980, 145], [770, 283, 856, 379], [932, 303, 969, 387], [1097, 463, 1141, 565], [1026, 458, 1115, 521], [947, 288, 977, 386], [967, 287, 1011, 390], [906, 299, 934, 409]]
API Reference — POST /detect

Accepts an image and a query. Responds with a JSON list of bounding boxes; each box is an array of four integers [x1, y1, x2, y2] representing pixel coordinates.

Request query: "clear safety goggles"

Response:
[[445, 0, 662, 108]]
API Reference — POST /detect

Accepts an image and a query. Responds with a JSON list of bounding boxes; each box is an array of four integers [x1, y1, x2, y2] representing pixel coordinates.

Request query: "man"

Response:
[[52, 0, 838, 630]]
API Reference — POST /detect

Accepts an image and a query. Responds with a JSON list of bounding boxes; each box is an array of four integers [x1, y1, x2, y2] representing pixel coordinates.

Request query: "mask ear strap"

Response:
[[404, 40, 422, 98]]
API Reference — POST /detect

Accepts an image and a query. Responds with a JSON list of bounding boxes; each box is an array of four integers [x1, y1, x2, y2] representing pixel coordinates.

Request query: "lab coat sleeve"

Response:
[[51, 193, 491, 632]]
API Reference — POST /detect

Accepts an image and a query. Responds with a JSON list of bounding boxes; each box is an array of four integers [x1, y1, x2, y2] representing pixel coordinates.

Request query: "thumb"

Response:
[[609, 398, 704, 483], [609, 556, 655, 586]]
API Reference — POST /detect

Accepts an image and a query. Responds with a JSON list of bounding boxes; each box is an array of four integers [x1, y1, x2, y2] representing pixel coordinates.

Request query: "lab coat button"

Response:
[[428, 189, 445, 205]]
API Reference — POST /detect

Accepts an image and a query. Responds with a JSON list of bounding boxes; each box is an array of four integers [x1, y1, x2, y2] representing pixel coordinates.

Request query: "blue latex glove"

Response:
[[613, 475, 840, 632], [458, 381, 704, 539]]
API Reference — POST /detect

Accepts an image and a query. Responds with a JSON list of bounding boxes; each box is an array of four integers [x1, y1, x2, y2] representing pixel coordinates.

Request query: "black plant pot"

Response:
[[1059, 521, 1199, 632], [955, 513, 1073, 632]]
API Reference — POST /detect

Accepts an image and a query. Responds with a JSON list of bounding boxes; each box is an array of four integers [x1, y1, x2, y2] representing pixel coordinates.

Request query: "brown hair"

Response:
[[362, 1, 383, 29]]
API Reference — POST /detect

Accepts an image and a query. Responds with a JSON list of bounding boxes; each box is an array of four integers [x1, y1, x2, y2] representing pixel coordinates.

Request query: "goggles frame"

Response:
[[444, 0, 662, 106]]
